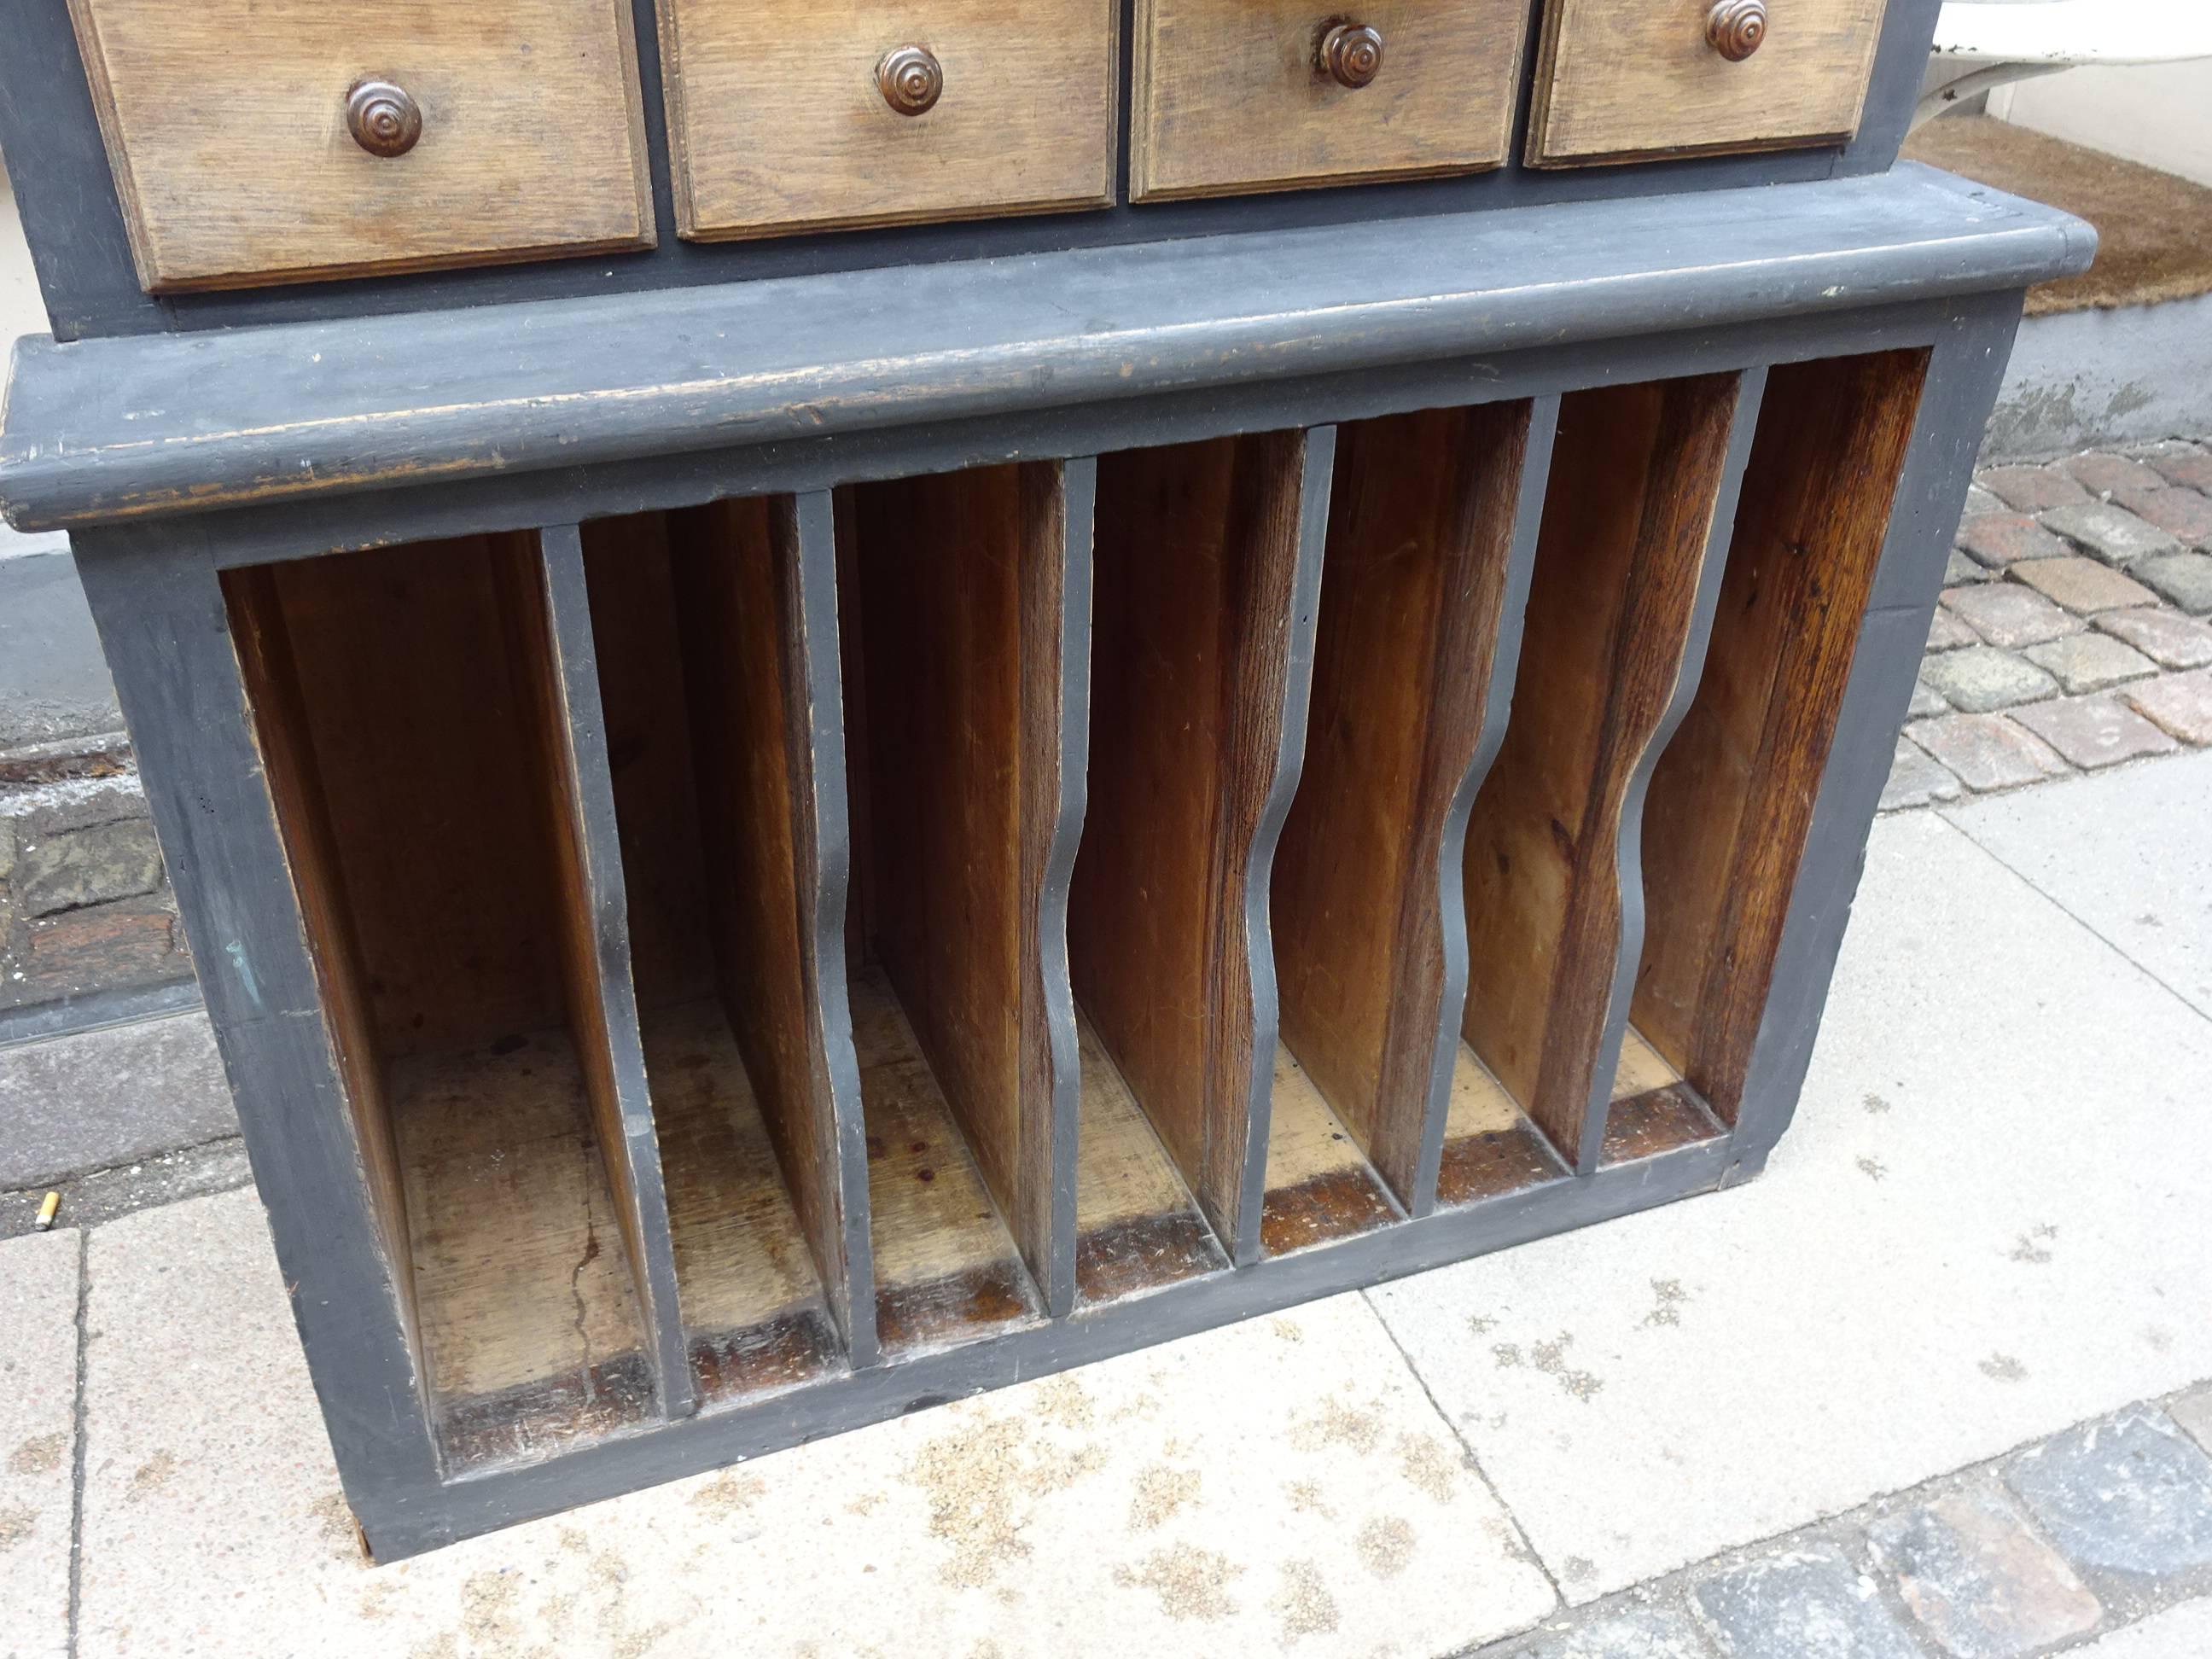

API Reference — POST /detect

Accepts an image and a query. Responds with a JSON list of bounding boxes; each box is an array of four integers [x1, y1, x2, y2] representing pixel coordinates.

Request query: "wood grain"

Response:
[[837, 463, 1079, 1315], [655, 0, 1116, 240], [1132, 0, 1527, 200], [1271, 403, 1532, 1208], [1071, 430, 1323, 1264], [1527, 0, 1889, 167], [67, 0, 654, 291], [1634, 350, 1927, 1120], [667, 496, 873, 1359], [1459, 377, 1741, 1172]]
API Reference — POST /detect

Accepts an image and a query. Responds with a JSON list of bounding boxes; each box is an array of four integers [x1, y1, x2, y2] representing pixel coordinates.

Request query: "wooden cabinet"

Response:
[[66, 0, 655, 293], [1131, 0, 1528, 201], [1527, 0, 1890, 167], [655, 0, 1118, 240]]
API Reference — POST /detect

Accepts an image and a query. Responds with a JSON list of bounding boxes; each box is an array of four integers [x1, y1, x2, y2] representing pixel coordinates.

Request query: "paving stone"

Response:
[[1919, 648, 2060, 714], [2041, 503, 2185, 569], [1957, 513, 2072, 570], [1909, 677, 1951, 719], [2010, 696, 2180, 771], [1930, 606, 1981, 652], [1692, 1547, 1920, 1659], [2097, 608, 2212, 670], [1981, 464, 2090, 515], [1880, 737, 1962, 812], [1942, 584, 2085, 649], [1906, 714, 2069, 792], [2126, 667, 2212, 745], [2174, 1388, 2212, 1459], [0, 1228, 79, 1659], [2108, 481, 2212, 549], [1946, 549, 1994, 585], [2145, 445, 2212, 493], [0, 1010, 235, 1190], [2130, 553, 2212, 615], [2009, 558, 2158, 617], [2022, 634, 2159, 696], [13, 815, 162, 916], [2062, 452, 2171, 498], [77, 1189, 1556, 1659], [2005, 1410, 2212, 1582], [1502, 1602, 1710, 1658], [1962, 484, 2005, 519], [2069, 1597, 2212, 1656], [1866, 1483, 2102, 1659]]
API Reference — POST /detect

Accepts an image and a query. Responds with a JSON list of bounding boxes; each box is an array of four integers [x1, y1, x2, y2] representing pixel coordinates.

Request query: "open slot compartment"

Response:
[[1263, 399, 1552, 1250], [222, 530, 691, 1468], [1622, 349, 1930, 1155], [578, 498, 871, 1400], [1451, 374, 1751, 1187], [1069, 428, 1330, 1280], [832, 462, 1087, 1348]]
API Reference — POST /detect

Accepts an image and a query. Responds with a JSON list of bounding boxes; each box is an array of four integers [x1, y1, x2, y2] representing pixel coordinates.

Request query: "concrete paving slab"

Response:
[[2070, 1598, 2212, 1657], [1941, 749, 2212, 1018], [0, 1010, 234, 1190], [78, 1188, 1556, 1659], [0, 1227, 80, 1659], [1369, 811, 2212, 1603]]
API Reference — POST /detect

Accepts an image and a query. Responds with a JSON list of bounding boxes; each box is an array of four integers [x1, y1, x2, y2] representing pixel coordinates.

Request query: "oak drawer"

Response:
[[1527, 0, 1889, 167], [67, 0, 655, 294], [655, 0, 1118, 241], [1132, 0, 1528, 201]]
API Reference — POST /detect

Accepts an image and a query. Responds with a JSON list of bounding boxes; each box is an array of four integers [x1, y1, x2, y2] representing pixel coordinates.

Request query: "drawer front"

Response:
[[1528, 0, 1889, 166], [67, 1, 655, 293], [1132, 0, 1528, 201], [657, 0, 1118, 241]]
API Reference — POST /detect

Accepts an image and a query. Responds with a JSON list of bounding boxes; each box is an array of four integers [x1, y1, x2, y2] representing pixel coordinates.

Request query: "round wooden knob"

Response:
[[1320, 22, 1385, 89], [877, 46, 944, 116], [1705, 0, 1767, 61], [346, 79, 422, 158]]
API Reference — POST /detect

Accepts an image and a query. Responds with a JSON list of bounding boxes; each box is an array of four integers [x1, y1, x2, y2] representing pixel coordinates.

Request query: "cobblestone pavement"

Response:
[[1884, 441, 2212, 812]]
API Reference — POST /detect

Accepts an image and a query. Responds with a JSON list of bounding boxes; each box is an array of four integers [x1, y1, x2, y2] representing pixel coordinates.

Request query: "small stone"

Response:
[[2097, 608, 2212, 670], [15, 818, 165, 917], [1962, 484, 2005, 519], [2061, 451, 2169, 498], [2008, 557, 2157, 616], [2041, 503, 2185, 568], [1906, 714, 2068, 792], [2131, 553, 2212, 616], [2127, 667, 2212, 745], [1946, 549, 1994, 585], [2005, 1410, 2212, 1581], [1980, 464, 2090, 515], [1929, 606, 1980, 652], [2010, 696, 2178, 770], [2022, 634, 2158, 695], [1909, 677, 1951, 719], [1942, 585, 2084, 649], [1507, 1603, 1709, 1658], [2108, 481, 2212, 548], [1693, 1547, 1920, 1659], [1881, 737, 1962, 812], [2145, 445, 2212, 493], [1956, 514, 2071, 570], [2173, 1388, 2212, 1459], [1867, 1483, 2102, 1659], [1920, 647, 2059, 714]]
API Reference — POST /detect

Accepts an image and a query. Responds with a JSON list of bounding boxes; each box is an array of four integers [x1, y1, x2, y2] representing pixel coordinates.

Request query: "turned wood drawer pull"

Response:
[[1705, 0, 1767, 62], [346, 79, 422, 157], [1318, 22, 1385, 89], [877, 45, 945, 116]]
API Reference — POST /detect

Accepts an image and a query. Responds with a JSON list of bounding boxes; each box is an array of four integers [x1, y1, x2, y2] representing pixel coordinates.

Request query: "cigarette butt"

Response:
[[34, 1190, 60, 1231]]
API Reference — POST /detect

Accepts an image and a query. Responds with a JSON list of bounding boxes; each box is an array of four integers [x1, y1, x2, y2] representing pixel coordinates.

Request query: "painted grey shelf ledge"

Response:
[[0, 165, 2092, 1563]]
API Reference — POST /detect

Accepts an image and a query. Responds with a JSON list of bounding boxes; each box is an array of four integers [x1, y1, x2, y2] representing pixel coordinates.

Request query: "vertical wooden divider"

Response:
[[498, 527, 695, 1418], [1072, 427, 1332, 1266], [836, 459, 1092, 1318], [1271, 399, 1555, 1216], [1635, 350, 1929, 1123], [666, 493, 879, 1365], [1460, 373, 1764, 1173]]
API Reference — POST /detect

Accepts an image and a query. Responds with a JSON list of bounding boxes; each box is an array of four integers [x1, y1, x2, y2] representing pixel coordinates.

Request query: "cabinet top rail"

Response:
[[1, 165, 2088, 534]]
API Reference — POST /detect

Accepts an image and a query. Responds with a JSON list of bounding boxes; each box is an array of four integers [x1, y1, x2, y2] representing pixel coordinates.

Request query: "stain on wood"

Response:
[[1634, 350, 1928, 1122], [1459, 376, 1742, 1172], [1259, 1043, 1398, 1258], [1433, 1042, 1568, 1208]]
